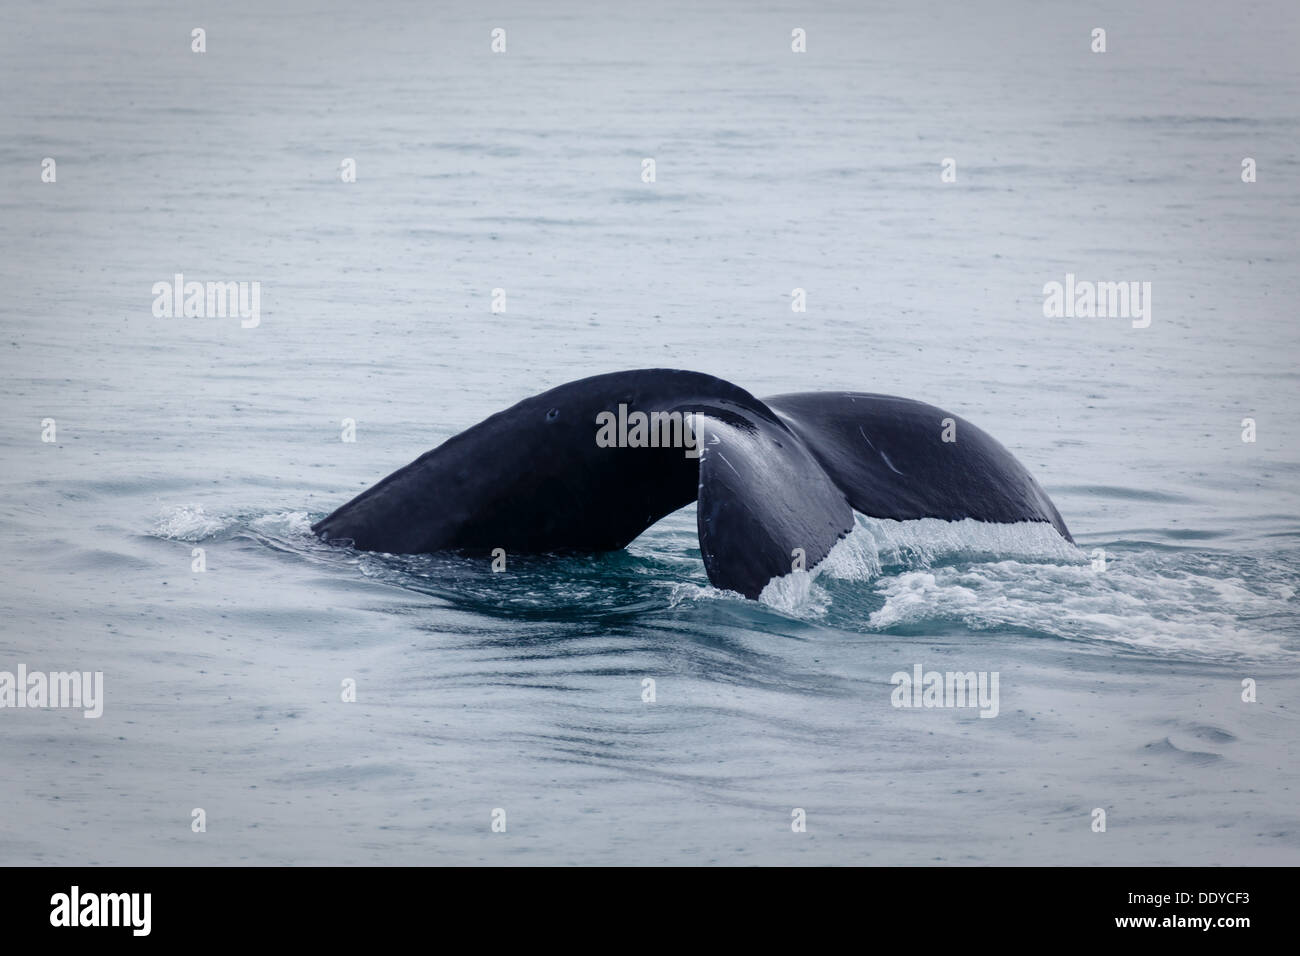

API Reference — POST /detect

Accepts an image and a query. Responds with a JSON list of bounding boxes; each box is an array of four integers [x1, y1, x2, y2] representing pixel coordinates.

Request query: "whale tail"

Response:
[[312, 369, 1071, 599]]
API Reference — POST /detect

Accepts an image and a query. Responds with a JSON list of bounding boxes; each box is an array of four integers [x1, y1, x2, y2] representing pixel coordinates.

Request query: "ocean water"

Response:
[[1, 0, 1298, 865]]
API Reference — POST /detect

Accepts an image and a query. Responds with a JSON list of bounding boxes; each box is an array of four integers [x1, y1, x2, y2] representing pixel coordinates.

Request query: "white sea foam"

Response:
[[690, 516, 1297, 661], [834, 515, 1083, 575], [152, 508, 317, 544], [868, 558, 1297, 660], [712, 516, 1079, 619], [249, 511, 316, 537], [666, 581, 730, 607], [151, 505, 233, 542], [757, 570, 831, 618]]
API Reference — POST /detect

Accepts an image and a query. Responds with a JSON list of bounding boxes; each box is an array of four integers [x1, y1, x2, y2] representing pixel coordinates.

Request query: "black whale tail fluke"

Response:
[[312, 369, 1072, 599], [764, 392, 1072, 543]]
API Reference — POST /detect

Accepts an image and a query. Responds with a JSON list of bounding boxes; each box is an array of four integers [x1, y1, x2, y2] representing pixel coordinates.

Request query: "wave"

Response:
[[148, 505, 1300, 661]]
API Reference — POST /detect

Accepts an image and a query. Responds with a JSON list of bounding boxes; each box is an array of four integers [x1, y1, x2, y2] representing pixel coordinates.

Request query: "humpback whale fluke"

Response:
[[311, 369, 1072, 599]]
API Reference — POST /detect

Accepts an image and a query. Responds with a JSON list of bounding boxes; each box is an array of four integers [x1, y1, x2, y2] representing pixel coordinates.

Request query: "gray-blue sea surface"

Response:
[[1, 0, 1297, 864]]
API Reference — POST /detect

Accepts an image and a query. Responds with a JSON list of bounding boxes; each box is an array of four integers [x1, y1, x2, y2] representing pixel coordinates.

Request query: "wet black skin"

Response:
[[313, 369, 1071, 598]]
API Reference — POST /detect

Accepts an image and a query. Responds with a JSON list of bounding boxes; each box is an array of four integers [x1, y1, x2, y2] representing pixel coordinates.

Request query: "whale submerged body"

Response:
[[311, 369, 1072, 598]]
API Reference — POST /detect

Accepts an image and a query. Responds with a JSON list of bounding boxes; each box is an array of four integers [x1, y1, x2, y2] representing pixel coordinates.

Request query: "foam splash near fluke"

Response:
[[150, 506, 1299, 662]]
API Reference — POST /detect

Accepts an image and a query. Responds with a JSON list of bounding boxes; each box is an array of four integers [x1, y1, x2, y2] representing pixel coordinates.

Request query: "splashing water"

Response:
[[149, 505, 1300, 663]]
